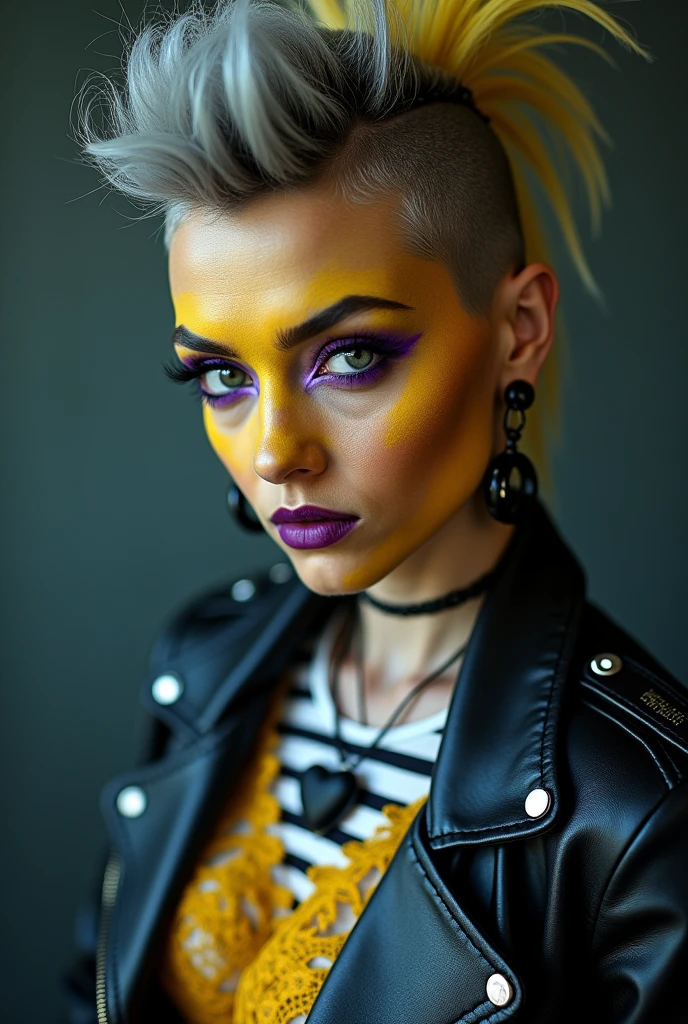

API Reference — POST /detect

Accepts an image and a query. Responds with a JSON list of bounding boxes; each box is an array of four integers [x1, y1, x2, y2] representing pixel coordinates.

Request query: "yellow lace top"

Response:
[[160, 684, 426, 1024]]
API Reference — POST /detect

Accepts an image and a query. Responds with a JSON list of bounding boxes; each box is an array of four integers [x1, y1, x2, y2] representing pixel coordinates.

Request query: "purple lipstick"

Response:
[[270, 505, 360, 550]]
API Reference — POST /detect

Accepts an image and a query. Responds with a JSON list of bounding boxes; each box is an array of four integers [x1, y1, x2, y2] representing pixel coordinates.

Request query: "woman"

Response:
[[67, 0, 688, 1021]]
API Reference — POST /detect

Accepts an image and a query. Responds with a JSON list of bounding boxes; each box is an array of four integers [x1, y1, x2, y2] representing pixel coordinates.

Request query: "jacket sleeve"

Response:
[[61, 853, 107, 1024], [590, 779, 688, 1021], [61, 714, 172, 1024], [60, 575, 259, 1023]]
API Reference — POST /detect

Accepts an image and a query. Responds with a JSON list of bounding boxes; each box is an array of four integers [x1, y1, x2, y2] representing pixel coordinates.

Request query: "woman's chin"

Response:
[[282, 547, 384, 597], [286, 561, 365, 597]]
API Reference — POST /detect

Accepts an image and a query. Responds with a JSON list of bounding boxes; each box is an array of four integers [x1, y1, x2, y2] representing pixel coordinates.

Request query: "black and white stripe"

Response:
[[267, 610, 447, 907]]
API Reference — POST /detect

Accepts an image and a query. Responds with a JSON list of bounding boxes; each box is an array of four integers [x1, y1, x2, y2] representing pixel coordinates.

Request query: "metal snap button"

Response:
[[590, 653, 623, 677], [486, 973, 513, 1007], [525, 788, 551, 819], [116, 786, 147, 818], [269, 562, 293, 584], [151, 673, 183, 706], [231, 579, 256, 602]]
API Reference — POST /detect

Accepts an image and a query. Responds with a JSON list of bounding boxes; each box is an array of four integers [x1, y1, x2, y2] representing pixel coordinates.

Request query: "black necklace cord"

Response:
[[330, 603, 469, 771], [327, 607, 359, 766], [354, 601, 368, 726], [359, 565, 498, 616]]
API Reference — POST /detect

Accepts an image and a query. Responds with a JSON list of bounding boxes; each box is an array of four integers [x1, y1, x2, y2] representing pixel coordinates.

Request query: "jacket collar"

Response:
[[146, 500, 585, 849]]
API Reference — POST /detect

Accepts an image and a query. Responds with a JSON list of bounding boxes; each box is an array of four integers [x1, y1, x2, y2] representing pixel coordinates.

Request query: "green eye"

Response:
[[203, 366, 250, 394], [324, 348, 377, 374], [218, 366, 248, 387]]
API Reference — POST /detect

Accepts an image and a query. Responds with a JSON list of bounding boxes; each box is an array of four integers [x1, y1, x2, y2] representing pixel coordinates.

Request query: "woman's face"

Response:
[[168, 188, 503, 594]]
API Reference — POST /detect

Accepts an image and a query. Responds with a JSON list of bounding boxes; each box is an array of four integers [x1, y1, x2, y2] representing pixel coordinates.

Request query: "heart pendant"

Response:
[[300, 764, 359, 833]]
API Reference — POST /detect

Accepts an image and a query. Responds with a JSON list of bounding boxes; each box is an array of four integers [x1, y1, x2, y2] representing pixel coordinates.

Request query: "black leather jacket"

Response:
[[65, 503, 688, 1023]]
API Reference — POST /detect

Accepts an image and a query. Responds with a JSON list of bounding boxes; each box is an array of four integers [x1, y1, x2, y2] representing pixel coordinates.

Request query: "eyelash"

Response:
[[307, 335, 389, 390], [163, 334, 400, 408], [163, 358, 257, 409]]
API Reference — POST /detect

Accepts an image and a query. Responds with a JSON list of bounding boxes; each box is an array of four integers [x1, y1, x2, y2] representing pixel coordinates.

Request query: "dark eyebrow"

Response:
[[172, 295, 414, 357], [275, 295, 414, 351], [172, 326, 240, 358]]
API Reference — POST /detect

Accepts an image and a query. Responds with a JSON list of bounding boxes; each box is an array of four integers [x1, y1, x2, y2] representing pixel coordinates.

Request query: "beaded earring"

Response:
[[483, 380, 538, 524]]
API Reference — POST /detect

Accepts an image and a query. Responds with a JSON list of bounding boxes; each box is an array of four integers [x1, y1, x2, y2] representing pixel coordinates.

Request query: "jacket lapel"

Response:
[[307, 809, 523, 1024], [426, 501, 585, 849]]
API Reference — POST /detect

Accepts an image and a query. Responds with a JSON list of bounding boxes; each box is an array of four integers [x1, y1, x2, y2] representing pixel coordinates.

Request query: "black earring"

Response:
[[227, 484, 265, 533], [483, 380, 538, 524]]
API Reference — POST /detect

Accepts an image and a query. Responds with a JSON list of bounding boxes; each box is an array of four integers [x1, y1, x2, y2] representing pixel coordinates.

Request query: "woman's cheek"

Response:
[[338, 342, 494, 589], [202, 404, 255, 480], [385, 328, 492, 493], [340, 426, 490, 590]]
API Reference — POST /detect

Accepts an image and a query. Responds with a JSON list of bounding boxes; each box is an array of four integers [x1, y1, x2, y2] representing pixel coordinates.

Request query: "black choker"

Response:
[[359, 566, 498, 616]]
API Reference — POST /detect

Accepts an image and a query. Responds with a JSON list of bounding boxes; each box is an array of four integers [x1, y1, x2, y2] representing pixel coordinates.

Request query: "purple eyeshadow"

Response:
[[204, 386, 256, 408], [171, 330, 422, 407], [178, 355, 243, 372], [304, 331, 422, 390], [179, 354, 258, 408]]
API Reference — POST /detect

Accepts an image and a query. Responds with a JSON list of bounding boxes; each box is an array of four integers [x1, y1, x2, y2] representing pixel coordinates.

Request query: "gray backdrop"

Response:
[[2, 1, 686, 1021]]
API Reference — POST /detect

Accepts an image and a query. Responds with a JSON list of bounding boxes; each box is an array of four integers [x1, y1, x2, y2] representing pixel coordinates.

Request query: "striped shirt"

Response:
[[267, 608, 447, 908]]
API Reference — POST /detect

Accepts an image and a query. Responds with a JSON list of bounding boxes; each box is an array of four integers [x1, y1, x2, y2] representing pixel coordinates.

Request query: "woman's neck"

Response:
[[334, 494, 514, 727]]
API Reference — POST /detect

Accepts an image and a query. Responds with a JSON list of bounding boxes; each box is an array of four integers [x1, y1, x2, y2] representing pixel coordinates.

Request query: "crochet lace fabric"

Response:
[[160, 690, 426, 1024]]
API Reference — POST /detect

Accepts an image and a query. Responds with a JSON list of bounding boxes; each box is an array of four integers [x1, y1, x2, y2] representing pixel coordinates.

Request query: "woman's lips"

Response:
[[270, 505, 360, 550]]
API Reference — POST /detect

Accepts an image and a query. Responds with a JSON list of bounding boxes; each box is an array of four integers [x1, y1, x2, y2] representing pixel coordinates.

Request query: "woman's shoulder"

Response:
[[565, 600, 688, 824], [138, 562, 330, 741], [149, 560, 322, 677], [573, 600, 687, 758], [556, 601, 688, 963], [152, 561, 303, 654]]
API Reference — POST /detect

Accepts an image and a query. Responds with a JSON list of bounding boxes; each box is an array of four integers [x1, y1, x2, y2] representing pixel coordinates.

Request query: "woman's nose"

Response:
[[252, 402, 327, 485]]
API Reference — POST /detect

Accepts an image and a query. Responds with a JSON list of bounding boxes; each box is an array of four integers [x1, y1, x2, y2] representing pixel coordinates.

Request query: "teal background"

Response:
[[1, 1, 686, 1020]]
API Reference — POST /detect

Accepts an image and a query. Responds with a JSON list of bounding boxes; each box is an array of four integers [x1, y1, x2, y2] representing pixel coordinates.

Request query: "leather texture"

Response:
[[64, 502, 688, 1023]]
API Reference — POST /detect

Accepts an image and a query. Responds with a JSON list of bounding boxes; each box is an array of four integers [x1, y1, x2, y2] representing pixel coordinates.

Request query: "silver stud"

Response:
[[525, 788, 551, 819], [231, 578, 256, 602], [116, 786, 147, 818], [151, 673, 183, 706], [591, 653, 623, 677], [486, 973, 513, 1007], [269, 562, 293, 584]]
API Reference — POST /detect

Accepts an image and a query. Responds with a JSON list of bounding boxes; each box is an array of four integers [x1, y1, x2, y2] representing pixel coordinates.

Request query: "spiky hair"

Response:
[[77, 0, 648, 455]]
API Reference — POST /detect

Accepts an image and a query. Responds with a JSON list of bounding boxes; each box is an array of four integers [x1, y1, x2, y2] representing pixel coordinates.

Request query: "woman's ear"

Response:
[[493, 263, 560, 390]]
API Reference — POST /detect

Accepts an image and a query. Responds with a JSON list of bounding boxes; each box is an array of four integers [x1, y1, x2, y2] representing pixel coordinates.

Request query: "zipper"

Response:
[[96, 852, 122, 1024]]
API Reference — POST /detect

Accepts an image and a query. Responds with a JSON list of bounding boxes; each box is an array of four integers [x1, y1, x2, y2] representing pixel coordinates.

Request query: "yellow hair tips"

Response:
[[307, 0, 650, 299], [307, 0, 348, 28]]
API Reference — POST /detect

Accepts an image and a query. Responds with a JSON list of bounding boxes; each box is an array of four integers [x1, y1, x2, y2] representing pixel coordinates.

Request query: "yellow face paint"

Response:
[[168, 187, 499, 595]]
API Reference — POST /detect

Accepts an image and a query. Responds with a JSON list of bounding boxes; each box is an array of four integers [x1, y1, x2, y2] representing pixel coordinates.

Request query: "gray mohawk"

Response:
[[77, 0, 523, 313]]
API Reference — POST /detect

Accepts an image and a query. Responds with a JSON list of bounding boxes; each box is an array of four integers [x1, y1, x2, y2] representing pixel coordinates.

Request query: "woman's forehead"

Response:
[[167, 190, 458, 336]]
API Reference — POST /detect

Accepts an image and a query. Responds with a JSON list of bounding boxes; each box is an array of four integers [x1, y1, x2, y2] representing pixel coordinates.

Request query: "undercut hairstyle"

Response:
[[78, 3, 523, 315], [77, 0, 647, 453]]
